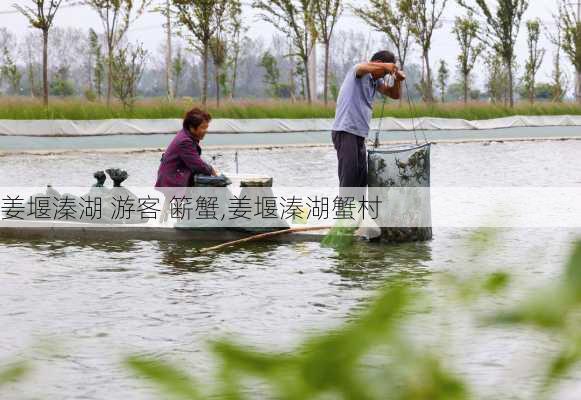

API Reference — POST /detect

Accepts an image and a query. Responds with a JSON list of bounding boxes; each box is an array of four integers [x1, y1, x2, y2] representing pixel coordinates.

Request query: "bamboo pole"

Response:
[[198, 226, 333, 254]]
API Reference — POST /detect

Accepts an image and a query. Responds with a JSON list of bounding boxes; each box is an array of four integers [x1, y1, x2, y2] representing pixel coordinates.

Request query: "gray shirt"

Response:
[[332, 66, 383, 138]]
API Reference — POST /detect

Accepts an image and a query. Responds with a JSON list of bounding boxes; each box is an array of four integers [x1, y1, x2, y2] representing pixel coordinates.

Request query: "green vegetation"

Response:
[[127, 284, 468, 400], [0, 97, 581, 120], [122, 238, 581, 400], [0, 362, 29, 388]]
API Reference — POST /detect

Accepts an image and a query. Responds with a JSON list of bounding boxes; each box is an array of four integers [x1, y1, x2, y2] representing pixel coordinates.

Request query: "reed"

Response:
[[0, 97, 580, 120]]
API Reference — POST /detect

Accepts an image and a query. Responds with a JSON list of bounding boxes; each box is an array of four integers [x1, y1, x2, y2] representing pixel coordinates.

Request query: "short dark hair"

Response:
[[183, 108, 212, 132], [370, 50, 396, 64]]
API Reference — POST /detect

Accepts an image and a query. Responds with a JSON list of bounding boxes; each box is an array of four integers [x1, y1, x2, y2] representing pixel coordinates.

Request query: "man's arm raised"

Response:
[[378, 71, 406, 100], [355, 62, 398, 79]]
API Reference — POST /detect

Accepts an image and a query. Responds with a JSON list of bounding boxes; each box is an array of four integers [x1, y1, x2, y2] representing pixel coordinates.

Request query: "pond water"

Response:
[[1, 140, 580, 399]]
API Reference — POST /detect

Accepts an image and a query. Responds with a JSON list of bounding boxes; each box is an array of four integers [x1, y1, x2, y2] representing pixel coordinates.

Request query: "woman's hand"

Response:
[[211, 167, 219, 176]]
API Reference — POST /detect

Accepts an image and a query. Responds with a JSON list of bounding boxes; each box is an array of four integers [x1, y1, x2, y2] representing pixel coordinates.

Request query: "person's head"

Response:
[[183, 108, 212, 141], [370, 50, 396, 64]]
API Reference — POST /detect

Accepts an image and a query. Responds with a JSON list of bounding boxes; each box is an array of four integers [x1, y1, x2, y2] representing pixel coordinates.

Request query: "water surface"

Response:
[[1, 140, 580, 399]]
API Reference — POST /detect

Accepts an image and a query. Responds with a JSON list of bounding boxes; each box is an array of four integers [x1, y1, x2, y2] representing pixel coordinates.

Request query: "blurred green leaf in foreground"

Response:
[[127, 284, 468, 400], [0, 362, 30, 388], [491, 242, 581, 393]]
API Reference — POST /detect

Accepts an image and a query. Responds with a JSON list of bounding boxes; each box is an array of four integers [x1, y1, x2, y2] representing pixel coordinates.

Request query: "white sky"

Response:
[[0, 0, 571, 91]]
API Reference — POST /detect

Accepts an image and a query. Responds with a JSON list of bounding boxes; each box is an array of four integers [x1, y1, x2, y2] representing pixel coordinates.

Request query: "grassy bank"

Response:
[[0, 97, 580, 120]]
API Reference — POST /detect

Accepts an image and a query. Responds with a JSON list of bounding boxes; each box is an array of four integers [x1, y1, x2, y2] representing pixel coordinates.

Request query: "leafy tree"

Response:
[[88, 29, 105, 100], [13, 0, 65, 106], [400, 0, 448, 103], [1, 47, 23, 95], [353, 0, 412, 71], [547, 18, 568, 102], [312, 0, 343, 105], [557, 0, 581, 103], [172, 46, 186, 97], [457, 0, 529, 107], [523, 19, 545, 104], [171, 0, 229, 106], [353, 0, 412, 105], [227, 0, 246, 99], [436, 59, 449, 103], [49, 79, 75, 96], [49, 65, 74, 96], [21, 32, 42, 97], [485, 50, 510, 104], [453, 12, 484, 104], [253, 0, 318, 103], [260, 51, 281, 97], [84, 0, 152, 106], [111, 43, 148, 110], [210, 35, 227, 107], [151, 0, 177, 99], [534, 82, 554, 100]]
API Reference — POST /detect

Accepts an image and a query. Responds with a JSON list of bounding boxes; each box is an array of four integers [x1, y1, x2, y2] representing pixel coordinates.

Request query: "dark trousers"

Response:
[[332, 131, 368, 188]]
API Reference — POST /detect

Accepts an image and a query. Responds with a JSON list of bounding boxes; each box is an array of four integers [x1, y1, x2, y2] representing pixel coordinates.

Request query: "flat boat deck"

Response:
[[0, 221, 330, 243]]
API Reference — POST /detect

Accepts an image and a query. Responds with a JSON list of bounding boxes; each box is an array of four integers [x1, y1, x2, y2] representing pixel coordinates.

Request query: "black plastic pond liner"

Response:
[[368, 143, 433, 243]]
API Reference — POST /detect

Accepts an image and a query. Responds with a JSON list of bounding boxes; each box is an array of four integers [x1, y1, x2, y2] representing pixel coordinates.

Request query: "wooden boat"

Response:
[[0, 220, 331, 243]]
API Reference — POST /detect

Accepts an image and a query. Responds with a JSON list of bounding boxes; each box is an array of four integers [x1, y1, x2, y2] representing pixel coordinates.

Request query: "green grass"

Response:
[[0, 97, 580, 120]]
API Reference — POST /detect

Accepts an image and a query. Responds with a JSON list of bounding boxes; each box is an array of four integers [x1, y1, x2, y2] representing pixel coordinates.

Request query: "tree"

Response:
[[152, 0, 177, 99], [164, 0, 174, 99], [171, 0, 229, 106], [353, 1, 412, 71], [172, 46, 186, 97], [523, 19, 545, 104], [534, 82, 555, 100], [547, 16, 568, 102], [457, 0, 529, 107], [253, 0, 318, 103], [436, 59, 449, 103], [84, 0, 152, 106], [260, 51, 281, 97], [453, 12, 484, 104], [400, 0, 448, 103], [485, 50, 509, 104], [49, 66, 75, 96], [210, 36, 227, 107], [14, 0, 65, 106], [89, 29, 105, 99], [227, 0, 246, 99], [49, 27, 86, 96], [1, 47, 23, 95], [312, 0, 342, 105], [20, 31, 42, 97], [557, 0, 581, 103], [111, 43, 148, 110]]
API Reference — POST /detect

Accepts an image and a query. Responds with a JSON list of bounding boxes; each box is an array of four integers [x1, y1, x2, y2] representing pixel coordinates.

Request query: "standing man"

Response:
[[332, 50, 406, 188]]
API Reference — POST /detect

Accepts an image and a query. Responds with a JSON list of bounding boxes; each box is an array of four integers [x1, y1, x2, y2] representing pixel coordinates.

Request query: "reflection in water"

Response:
[[153, 240, 286, 275], [0, 237, 140, 256], [154, 240, 214, 274], [330, 240, 433, 289]]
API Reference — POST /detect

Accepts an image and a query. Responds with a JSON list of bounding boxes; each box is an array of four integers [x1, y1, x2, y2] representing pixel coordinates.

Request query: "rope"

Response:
[[404, 78, 429, 145], [373, 74, 430, 148], [372, 96, 387, 148]]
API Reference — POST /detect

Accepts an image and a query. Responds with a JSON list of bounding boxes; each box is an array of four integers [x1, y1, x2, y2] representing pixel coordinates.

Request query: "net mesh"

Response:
[[368, 143, 433, 243]]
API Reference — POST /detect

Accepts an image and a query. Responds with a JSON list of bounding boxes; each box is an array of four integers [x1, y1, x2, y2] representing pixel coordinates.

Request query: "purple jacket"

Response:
[[155, 129, 213, 189]]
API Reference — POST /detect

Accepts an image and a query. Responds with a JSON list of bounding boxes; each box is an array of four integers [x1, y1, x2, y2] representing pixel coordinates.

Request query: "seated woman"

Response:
[[155, 107, 217, 193]]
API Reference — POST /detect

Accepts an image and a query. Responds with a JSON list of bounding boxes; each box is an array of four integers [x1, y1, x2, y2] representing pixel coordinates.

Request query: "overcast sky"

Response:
[[0, 0, 570, 91]]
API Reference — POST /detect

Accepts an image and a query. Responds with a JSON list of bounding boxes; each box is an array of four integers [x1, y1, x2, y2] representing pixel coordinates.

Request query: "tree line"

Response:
[[2, 0, 581, 108]]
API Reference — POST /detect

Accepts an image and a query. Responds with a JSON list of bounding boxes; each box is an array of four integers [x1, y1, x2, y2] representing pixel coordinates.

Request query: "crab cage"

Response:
[[367, 143, 432, 243]]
